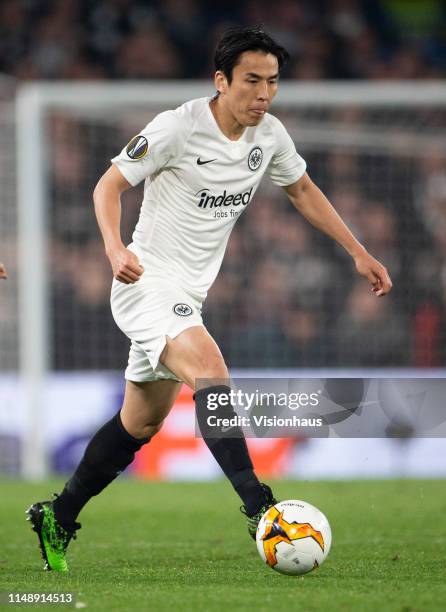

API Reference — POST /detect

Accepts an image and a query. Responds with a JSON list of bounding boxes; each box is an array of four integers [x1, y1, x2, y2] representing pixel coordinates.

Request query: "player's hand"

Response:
[[353, 250, 392, 297], [107, 246, 144, 284], [0, 262, 7, 279]]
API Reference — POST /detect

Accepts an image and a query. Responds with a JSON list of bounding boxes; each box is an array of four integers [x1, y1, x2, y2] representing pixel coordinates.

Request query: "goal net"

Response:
[[6, 81, 446, 477]]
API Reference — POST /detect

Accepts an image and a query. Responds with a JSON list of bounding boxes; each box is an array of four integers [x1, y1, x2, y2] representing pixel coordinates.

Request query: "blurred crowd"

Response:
[[1, 0, 446, 81]]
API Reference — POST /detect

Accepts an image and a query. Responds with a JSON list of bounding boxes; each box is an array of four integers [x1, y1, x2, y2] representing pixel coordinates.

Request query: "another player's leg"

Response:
[[26, 379, 181, 571], [160, 326, 277, 539]]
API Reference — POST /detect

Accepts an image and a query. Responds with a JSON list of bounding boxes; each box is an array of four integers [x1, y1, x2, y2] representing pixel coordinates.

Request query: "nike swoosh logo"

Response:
[[197, 157, 217, 165]]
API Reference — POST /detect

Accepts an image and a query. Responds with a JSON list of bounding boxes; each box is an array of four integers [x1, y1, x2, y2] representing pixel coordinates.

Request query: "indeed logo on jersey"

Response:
[[196, 187, 253, 209]]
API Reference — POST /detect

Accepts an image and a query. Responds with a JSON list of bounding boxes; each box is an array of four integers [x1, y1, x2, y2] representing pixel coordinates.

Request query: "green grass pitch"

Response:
[[0, 478, 445, 611]]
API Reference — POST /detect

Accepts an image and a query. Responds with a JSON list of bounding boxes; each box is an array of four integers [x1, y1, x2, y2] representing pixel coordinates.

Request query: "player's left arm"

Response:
[[283, 172, 393, 297]]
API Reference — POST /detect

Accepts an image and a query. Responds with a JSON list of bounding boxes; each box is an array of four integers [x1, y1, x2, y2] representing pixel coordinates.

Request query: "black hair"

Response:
[[214, 25, 290, 84]]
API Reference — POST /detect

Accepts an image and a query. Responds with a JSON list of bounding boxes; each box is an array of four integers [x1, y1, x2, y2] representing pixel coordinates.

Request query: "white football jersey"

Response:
[[112, 96, 306, 301]]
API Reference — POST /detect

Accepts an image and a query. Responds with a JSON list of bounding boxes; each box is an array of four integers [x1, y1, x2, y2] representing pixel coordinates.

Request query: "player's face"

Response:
[[216, 51, 279, 127]]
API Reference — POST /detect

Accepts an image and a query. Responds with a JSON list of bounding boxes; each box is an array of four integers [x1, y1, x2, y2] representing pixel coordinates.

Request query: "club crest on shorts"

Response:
[[248, 146, 263, 171], [173, 303, 193, 316], [126, 135, 148, 160]]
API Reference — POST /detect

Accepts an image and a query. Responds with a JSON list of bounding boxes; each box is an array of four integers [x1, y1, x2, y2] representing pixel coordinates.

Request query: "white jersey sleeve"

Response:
[[267, 116, 307, 187], [111, 110, 184, 186]]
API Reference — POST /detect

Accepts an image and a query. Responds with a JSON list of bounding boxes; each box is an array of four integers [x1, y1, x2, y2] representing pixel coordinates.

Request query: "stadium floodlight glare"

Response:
[[14, 81, 446, 479]]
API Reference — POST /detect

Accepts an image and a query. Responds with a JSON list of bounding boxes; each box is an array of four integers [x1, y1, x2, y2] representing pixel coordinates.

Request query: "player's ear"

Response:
[[214, 71, 228, 95]]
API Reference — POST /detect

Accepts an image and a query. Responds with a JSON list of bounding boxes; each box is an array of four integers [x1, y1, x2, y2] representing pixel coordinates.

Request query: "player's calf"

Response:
[[195, 384, 277, 536], [52, 411, 149, 529]]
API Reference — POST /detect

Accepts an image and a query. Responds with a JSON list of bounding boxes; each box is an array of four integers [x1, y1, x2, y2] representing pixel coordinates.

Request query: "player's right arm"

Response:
[[93, 164, 144, 284], [97, 108, 184, 283]]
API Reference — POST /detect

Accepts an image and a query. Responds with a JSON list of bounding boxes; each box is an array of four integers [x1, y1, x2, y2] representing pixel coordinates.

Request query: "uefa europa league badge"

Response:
[[126, 135, 149, 160]]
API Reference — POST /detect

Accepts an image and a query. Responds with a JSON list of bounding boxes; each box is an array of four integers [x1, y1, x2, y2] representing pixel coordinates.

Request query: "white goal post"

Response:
[[15, 81, 446, 479]]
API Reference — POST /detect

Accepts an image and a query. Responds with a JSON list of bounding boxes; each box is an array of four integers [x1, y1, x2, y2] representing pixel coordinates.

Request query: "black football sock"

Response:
[[194, 384, 266, 516], [53, 411, 148, 528]]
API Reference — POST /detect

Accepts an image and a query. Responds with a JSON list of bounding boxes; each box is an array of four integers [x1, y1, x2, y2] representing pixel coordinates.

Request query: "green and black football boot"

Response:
[[26, 497, 81, 572], [241, 483, 278, 540]]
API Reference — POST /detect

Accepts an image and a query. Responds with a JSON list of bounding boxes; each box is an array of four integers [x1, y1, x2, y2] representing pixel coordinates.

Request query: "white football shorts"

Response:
[[110, 274, 204, 383]]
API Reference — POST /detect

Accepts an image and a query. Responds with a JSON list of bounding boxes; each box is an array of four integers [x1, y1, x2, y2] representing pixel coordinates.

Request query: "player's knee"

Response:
[[138, 419, 164, 440]]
